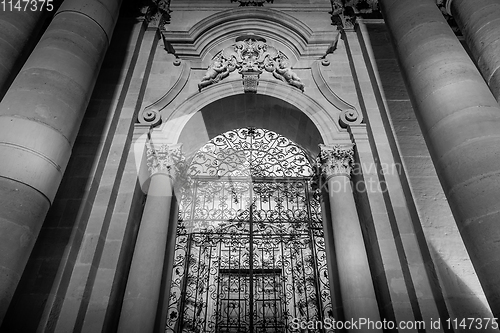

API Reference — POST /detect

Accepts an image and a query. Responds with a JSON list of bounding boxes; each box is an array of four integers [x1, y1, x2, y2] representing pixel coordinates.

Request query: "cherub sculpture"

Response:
[[197, 37, 305, 92], [273, 62, 305, 91], [198, 60, 230, 91]]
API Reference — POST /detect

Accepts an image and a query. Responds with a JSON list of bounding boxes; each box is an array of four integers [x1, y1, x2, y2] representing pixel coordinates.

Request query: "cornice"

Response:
[[230, 0, 273, 6], [169, 2, 330, 11], [358, 0, 458, 34], [161, 8, 333, 62]]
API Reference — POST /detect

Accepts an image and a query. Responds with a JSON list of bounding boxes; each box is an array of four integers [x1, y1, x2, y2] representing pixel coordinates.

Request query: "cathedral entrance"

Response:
[[166, 128, 332, 332]]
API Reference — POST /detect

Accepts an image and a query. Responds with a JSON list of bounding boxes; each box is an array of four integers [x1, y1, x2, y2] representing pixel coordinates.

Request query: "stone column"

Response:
[[0, 0, 122, 323], [318, 144, 382, 331], [380, 0, 500, 317], [446, 0, 500, 101], [0, 2, 62, 99], [118, 143, 182, 333]]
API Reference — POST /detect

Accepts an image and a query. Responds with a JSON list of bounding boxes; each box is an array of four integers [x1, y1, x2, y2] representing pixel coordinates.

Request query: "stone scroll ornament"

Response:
[[198, 36, 305, 92]]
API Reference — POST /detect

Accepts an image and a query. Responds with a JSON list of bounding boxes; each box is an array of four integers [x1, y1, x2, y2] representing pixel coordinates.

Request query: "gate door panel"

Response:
[[166, 179, 332, 333]]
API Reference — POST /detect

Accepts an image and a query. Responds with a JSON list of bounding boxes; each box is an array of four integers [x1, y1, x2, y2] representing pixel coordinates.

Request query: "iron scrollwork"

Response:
[[188, 127, 313, 178], [166, 128, 333, 333]]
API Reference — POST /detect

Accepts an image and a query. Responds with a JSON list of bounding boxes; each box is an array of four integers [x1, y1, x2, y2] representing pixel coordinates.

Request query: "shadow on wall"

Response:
[[427, 243, 496, 328], [178, 94, 324, 159]]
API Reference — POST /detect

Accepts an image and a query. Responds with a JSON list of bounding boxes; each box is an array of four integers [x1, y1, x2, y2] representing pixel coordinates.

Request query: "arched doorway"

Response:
[[165, 127, 332, 332]]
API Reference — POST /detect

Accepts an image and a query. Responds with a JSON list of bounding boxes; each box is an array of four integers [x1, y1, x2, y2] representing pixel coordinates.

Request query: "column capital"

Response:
[[146, 143, 184, 179], [317, 143, 355, 179]]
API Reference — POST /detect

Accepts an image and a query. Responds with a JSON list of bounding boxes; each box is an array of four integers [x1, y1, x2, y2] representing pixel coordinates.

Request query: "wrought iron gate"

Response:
[[166, 179, 331, 332], [165, 128, 333, 332]]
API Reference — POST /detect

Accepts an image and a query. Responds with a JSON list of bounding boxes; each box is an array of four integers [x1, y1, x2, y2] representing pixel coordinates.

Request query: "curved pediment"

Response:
[[161, 7, 335, 65]]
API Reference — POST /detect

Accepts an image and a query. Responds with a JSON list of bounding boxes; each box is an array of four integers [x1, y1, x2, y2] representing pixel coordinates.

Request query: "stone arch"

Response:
[[178, 94, 322, 161], [157, 79, 352, 149]]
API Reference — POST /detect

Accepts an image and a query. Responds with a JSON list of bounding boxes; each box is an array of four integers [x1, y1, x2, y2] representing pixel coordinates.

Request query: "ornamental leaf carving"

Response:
[[198, 37, 304, 91], [145, 0, 171, 25], [146, 143, 184, 178], [316, 144, 355, 178]]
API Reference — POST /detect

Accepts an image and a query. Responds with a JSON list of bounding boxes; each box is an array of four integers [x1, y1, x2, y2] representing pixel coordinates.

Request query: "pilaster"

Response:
[[41, 21, 159, 332], [348, 124, 420, 328]]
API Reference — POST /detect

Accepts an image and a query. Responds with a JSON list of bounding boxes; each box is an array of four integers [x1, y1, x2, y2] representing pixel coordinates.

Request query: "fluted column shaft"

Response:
[[448, 0, 500, 101], [318, 144, 382, 331], [118, 144, 182, 333], [380, 0, 500, 317], [0, 0, 122, 324]]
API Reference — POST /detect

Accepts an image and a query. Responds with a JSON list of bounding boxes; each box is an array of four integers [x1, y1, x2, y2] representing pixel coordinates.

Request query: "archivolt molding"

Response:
[[161, 8, 333, 63], [138, 44, 357, 130], [154, 80, 350, 145]]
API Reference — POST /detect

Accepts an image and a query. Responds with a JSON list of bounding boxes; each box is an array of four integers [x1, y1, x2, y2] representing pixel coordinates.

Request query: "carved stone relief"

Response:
[[198, 36, 304, 92], [146, 143, 184, 178], [329, 0, 358, 29], [145, 0, 171, 27], [241, 71, 261, 93], [317, 144, 355, 179]]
